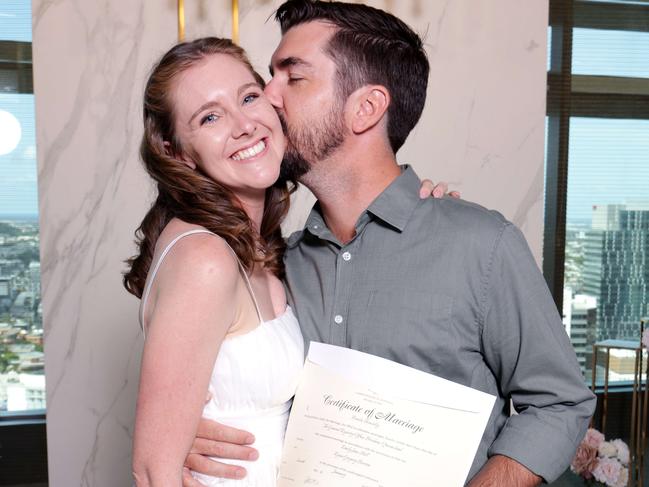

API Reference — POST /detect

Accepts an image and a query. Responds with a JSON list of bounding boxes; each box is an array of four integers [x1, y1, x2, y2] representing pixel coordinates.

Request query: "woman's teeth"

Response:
[[232, 139, 266, 161]]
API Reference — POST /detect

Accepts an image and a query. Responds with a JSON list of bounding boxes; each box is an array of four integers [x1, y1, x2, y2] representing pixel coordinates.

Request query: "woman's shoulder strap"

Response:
[[139, 229, 216, 329]]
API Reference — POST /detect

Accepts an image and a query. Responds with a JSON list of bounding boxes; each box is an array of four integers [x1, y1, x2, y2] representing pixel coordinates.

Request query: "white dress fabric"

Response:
[[140, 229, 304, 486]]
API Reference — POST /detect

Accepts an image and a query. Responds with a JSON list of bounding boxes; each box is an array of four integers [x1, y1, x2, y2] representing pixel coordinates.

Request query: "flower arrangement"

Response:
[[571, 428, 629, 486]]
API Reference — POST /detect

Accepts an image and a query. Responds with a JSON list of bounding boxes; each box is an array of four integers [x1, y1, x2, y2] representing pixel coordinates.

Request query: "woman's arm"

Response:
[[132, 235, 240, 487]]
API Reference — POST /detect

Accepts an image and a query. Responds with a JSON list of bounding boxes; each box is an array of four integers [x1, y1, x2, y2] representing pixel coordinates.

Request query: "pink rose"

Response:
[[615, 466, 629, 487], [592, 457, 622, 486], [571, 443, 598, 478], [583, 428, 606, 449], [612, 439, 630, 465], [599, 441, 618, 458]]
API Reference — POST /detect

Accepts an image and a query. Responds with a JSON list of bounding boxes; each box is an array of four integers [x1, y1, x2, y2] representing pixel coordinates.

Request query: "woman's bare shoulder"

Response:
[[154, 219, 240, 290]]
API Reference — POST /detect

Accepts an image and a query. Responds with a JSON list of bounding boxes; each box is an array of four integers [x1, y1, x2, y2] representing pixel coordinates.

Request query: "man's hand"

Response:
[[181, 418, 259, 486], [419, 179, 461, 199], [466, 455, 542, 487]]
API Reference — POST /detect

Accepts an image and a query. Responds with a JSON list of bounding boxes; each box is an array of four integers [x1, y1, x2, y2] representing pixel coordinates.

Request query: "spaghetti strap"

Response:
[[233, 255, 264, 324], [139, 229, 264, 334]]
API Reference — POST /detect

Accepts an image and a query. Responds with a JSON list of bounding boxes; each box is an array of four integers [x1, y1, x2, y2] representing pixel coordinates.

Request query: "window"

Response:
[[544, 0, 649, 385], [0, 0, 44, 415]]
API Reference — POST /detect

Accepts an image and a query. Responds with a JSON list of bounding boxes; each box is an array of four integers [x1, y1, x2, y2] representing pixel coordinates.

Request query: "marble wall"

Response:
[[32, 0, 548, 485]]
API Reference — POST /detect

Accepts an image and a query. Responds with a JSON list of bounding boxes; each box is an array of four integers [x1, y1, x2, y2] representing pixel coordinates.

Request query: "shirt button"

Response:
[[342, 252, 351, 261], [334, 315, 343, 324]]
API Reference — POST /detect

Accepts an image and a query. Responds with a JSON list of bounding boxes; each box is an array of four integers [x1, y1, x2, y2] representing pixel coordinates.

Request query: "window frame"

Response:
[[0, 19, 48, 485], [543, 0, 649, 314]]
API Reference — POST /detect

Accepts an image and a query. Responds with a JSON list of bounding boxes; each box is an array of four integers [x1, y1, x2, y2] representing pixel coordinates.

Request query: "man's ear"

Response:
[[163, 140, 196, 170], [347, 85, 390, 135]]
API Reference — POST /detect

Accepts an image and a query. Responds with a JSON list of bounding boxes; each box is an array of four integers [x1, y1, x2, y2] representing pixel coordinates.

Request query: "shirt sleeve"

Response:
[[480, 223, 596, 482]]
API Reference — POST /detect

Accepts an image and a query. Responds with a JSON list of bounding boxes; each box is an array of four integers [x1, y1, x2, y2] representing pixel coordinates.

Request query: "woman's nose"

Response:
[[231, 111, 256, 138]]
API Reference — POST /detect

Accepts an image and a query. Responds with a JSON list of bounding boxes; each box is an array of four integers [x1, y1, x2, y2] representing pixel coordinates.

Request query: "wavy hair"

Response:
[[124, 37, 293, 298]]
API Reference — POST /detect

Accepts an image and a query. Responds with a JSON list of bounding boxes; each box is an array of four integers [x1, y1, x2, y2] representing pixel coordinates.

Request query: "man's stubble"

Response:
[[277, 102, 347, 183]]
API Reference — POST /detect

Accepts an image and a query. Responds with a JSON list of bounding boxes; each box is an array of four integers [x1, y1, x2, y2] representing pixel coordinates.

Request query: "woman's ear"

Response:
[[164, 140, 196, 170], [348, 85, 390, 135]]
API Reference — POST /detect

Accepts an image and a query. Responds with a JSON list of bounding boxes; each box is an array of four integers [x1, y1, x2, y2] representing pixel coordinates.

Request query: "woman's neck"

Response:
[[236, 190, 266, 234]]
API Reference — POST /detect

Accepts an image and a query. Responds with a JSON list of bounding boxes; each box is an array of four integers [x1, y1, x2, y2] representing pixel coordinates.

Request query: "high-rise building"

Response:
[[563, 289, 597, 377], [28, 261, 40, 296], [583, 203, 649, 341]]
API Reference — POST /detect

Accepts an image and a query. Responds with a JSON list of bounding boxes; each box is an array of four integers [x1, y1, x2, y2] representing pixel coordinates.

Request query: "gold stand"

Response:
[[232, 0, 239, 44], [178, 0, 185, 41], [591, 318, 649, 487]]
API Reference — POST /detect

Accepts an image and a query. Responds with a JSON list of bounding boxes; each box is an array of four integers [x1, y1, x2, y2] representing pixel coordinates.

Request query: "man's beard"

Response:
[[278, 105, 346, 183]]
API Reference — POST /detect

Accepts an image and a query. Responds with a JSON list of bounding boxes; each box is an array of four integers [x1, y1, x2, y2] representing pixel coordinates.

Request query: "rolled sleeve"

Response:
[[480, 223, 596, 482]]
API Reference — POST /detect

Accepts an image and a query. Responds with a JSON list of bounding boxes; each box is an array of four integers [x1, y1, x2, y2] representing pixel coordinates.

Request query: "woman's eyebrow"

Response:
[[188, 100, 221, 124], [238, 82, 262, 95]]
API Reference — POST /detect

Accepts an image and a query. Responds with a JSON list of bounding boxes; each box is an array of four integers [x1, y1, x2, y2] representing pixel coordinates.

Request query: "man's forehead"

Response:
[[271, 21, 336, 65]]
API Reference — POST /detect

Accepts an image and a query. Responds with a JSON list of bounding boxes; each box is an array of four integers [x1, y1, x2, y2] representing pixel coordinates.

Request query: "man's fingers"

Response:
[[190, 437, 259, 461], [432, 182, 448, 198], [419, 180, 453, 199], [182, 467, 208, 487], [419, 179, 435, 198], [449, 190, 461, 199], [184, 453, 248, 480], [195, 417, 255, 445]]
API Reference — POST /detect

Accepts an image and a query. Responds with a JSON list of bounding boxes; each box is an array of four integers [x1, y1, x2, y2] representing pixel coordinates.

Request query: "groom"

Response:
[[183, 1, 595, 485]]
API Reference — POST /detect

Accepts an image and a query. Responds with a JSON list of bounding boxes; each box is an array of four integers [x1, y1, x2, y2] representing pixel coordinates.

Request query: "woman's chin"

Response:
[[252, 166, 282, 189]]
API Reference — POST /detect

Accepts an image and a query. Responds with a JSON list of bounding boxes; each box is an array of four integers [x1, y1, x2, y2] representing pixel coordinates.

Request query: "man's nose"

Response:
[[264, 78, 283, 109]]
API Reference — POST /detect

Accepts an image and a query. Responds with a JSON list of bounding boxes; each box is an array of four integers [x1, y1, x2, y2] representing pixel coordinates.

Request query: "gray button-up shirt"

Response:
[[284, 166, 595, 483]]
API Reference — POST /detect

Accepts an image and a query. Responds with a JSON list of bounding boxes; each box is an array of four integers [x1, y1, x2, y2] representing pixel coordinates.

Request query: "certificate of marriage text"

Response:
[[278, 342, 496, 487]]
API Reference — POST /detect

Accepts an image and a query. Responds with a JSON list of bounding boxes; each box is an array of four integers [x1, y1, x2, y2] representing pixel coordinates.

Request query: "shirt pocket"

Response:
[[359, 288, 456, 374]]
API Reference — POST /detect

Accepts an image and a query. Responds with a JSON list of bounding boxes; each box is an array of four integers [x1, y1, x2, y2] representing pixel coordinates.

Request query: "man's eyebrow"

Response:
[[269, 56, 311, 76]]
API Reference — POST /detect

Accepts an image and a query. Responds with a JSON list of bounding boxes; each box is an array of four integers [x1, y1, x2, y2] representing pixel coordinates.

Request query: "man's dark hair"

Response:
[[275, 0, 429, 153]]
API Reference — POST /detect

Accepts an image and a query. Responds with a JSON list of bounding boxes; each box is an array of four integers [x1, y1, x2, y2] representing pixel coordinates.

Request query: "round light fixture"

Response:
[[0, 109, 22, 156]]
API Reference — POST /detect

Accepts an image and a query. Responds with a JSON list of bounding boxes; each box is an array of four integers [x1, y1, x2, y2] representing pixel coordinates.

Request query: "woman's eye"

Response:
[[201, 113, 219, 125], [243, 93, 259, 104]]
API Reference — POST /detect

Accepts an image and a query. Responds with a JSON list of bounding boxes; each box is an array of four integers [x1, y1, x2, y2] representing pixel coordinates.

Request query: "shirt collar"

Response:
[[297, 165, 421, 243], [366, 165, 421, 232], [303, 203, 328, 238]]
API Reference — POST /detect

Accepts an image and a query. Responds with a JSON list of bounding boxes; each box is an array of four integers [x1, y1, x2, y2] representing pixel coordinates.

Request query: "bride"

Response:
[[125, 38, 303, 486]]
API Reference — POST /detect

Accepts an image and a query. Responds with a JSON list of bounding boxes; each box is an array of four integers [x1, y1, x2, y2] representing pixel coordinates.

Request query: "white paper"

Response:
[[278, 342, 496, 487]]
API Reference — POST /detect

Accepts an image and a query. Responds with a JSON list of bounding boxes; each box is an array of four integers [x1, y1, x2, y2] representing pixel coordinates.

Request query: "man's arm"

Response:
[[466, 455, 542, 487], [477, 223, 596, 482]]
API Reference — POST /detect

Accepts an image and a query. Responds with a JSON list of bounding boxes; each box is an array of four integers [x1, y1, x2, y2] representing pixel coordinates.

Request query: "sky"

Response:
[[0, 0, 36, 216], [0, 3, 648, 221], [561, 27, 649, 222]]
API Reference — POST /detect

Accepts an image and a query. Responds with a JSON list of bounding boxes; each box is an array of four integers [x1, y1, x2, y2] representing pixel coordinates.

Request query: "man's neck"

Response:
[[301, 147, 401, 244]]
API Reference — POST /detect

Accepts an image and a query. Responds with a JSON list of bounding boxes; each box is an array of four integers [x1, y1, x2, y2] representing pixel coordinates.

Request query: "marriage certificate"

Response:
[[277, 342, 496, 487]]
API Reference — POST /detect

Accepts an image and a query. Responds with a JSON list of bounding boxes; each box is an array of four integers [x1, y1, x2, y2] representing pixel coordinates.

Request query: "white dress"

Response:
[[140, 229, 304, 487]]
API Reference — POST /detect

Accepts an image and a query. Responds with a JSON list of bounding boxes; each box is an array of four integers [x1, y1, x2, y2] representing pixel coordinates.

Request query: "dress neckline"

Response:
[[222, 306, 293, 344]]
